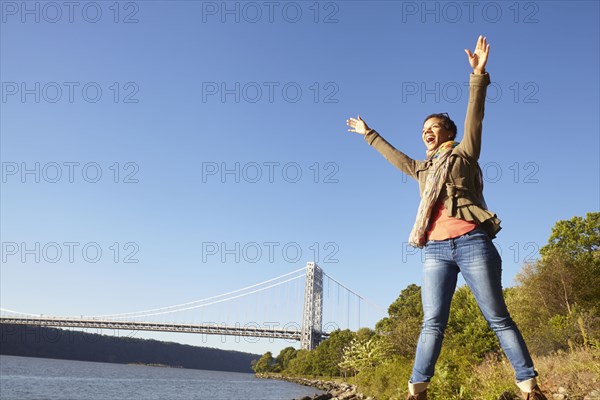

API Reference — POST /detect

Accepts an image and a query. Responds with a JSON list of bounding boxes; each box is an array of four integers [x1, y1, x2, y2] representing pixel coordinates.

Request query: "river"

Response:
[[0, 355, 325, 400]]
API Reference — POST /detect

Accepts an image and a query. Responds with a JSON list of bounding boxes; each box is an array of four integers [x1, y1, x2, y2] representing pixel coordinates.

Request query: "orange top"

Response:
[[427, 200, 477, 241]]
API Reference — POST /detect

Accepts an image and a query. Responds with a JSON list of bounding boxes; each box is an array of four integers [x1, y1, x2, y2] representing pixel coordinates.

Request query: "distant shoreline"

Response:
[[0, 324, 259, 373], [126, 362, 183, 368], [0, 354, 254, 374]]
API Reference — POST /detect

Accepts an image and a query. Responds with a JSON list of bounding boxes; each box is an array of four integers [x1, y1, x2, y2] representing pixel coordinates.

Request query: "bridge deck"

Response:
[[0, 317, 329, 341]]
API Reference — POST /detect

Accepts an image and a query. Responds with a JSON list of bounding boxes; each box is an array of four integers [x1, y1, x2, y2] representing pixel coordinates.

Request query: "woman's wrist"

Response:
[[473, 68, 486, 75]]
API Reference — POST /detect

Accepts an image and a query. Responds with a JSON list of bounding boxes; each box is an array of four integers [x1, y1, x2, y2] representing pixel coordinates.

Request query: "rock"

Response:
[[255, 373, 367, 400], [552, 395, 566, 400], [338, 391, 357, 400], [584, 389, 600, 400], [558, 387, 568, 394]]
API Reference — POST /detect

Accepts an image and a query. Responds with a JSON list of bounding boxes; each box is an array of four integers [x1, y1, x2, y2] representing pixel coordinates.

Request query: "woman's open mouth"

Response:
[[426, 135, 436, 144]]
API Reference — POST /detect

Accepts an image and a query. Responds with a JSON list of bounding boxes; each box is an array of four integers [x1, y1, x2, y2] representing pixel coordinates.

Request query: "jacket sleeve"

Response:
[[363, 129, 420, 180], [455, 72, 491, 161]]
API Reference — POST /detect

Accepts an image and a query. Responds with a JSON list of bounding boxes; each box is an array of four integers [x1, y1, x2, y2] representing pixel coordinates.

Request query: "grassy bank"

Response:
[[353, 347, 599, 400], [251, 215, 599, 400]]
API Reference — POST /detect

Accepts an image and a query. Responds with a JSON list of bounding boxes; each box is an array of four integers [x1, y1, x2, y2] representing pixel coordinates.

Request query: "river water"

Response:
[[0, 355, 324, 400]]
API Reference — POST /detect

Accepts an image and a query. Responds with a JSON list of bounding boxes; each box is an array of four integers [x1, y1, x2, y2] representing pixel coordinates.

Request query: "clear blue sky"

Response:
[[1, 1, 599, 357]]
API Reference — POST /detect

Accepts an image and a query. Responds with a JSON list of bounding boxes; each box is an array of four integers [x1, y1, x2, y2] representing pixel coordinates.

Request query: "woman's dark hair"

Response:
[[423, 112, 457, 140]]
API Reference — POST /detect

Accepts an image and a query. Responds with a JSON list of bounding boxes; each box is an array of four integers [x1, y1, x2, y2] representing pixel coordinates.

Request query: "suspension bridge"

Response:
[[0, 262, 383, 350]]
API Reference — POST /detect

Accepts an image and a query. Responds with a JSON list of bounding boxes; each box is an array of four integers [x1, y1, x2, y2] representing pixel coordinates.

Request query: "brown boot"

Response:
[[406, 381, 428, 400], [517, 378, 548, 400], [406, 392, 427, 400], [522, 385, 547, 400]]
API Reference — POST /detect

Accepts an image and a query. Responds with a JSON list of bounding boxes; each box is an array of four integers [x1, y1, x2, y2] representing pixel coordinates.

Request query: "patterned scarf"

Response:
[[408, 141, 459, 248]]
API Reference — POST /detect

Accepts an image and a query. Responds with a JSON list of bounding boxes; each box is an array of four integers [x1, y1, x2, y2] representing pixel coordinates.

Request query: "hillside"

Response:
[[0, 324, 259, 373]]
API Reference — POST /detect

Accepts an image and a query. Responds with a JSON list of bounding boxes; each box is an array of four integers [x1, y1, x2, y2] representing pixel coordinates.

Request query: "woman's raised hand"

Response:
[[346, 115, 370, 135], [465, 35, 490, 74]]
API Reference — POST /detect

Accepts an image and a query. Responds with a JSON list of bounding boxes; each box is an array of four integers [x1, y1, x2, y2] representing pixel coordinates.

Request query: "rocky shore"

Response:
[[256, 373, 371, 400], [257, 373, 600, 400]]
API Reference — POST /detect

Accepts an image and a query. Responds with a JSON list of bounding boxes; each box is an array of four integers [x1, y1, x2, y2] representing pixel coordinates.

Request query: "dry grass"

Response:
[[533, 348, 600, 398], [471, 347, 600, 400]]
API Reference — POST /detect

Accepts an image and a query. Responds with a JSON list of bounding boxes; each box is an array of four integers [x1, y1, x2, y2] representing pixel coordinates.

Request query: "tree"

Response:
[[386, 284, 423, 321], [541, 212, 599, 260], [312, 329, 355, 377], [276, 346, 297, 371], [375, 284, 423, 358], [539, 212, 600, 311], [508, 213, 600, 353], [339, 335, 390, 375], [355, 327, 375, 343], [252, 351, 277, 373], [286, 349, 316, 376]]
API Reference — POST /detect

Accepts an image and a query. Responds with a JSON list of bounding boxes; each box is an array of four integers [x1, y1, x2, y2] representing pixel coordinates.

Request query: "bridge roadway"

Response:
[[0, 317, 329, 341]]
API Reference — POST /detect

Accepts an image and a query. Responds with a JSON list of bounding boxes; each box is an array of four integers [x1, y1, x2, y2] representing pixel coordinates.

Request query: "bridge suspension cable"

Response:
[[0, 308, 41, 317], [101, 274, 305, 320], [323, 272, 386, 313], [0, 267, 306, 320], [84, 266, 306, 319]]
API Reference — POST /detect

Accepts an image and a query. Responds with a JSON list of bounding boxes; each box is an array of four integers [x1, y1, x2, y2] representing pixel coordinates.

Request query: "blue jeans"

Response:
[[410, 227, 537, 383]]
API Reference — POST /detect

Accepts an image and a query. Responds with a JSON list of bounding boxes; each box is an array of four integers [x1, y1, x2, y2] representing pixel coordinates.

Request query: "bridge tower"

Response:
[[300, 262, 323, 350]]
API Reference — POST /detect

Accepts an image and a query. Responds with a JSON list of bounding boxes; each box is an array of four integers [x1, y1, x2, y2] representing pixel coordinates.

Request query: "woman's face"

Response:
[[422, 117, 454, 152]]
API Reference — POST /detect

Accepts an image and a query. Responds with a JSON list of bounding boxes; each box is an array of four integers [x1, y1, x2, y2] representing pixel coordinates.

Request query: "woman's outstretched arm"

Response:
[[457, 35, 491, 161], [347, 115, 421, 180]]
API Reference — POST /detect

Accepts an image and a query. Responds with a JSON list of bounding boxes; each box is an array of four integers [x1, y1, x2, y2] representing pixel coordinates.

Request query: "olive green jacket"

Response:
[[363, 72, 501, 239]]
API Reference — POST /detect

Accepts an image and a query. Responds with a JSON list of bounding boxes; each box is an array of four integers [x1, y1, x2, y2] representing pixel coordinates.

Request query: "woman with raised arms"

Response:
[[346, 36, 548, 400]]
